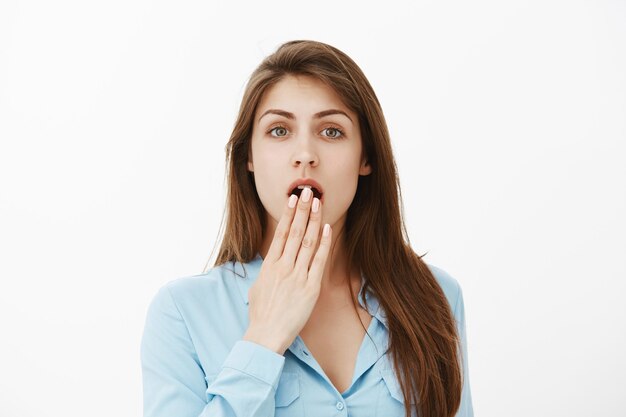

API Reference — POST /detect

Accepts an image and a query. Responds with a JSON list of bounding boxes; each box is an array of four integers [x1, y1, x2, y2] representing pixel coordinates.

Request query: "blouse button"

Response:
[[336, 401, 345, 410]]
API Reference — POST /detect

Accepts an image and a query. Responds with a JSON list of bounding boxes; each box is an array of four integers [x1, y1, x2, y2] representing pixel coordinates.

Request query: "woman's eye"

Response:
[[269, 126, 288, 137], [267, 126, 344, 139], [322, 127, 344, 139]]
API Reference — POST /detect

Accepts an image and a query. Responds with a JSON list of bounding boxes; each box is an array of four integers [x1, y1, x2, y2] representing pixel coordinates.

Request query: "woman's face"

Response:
[[248, 74, 371, 234]]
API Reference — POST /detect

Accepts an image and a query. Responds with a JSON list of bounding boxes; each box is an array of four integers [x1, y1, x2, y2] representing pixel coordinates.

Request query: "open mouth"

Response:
[[288, 186, 323, 202]]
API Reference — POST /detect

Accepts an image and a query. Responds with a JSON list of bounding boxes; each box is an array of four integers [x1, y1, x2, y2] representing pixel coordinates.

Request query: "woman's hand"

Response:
[[242, 187, 332, 355]]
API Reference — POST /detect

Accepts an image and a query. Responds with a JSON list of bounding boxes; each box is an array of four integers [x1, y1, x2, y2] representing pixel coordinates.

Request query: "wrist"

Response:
[[242, 327, 287, 355]]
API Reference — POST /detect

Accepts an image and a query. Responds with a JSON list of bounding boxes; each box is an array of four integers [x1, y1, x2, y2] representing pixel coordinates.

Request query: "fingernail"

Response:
[[312, 197, 319, 213], [323, 223, 330, 237], [288, 194, 298, 208], [302, 187, 312, 202]]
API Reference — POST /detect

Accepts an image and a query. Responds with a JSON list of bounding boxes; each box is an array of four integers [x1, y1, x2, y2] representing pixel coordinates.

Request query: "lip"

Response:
[[286, 178, 324, 203]]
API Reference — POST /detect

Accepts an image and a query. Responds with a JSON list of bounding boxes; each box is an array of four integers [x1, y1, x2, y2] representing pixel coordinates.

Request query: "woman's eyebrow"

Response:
[[257, 109, 353, 124]]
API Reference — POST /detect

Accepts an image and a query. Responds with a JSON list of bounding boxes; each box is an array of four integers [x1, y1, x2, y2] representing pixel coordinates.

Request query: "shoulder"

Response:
[[425, 263, 464, 316], [149, 261, 247, 313], [162, 268, 219, 298]]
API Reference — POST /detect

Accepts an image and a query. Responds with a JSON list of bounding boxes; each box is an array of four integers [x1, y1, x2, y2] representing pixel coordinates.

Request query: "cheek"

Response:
[[250, 144, 282, 180], [249, 152, 288, 219], [326, 165, 361, 210]]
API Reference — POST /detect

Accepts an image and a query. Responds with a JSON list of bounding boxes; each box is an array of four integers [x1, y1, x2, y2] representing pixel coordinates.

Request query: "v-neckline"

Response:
[[297, 311, 376, 396]]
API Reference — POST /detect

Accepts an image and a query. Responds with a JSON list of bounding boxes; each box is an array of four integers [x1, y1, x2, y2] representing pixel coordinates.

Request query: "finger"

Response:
[[281, 187, 314, 266], [265, 193, 299, 263], [306, 222, 332, 289], [294, 196, 322, 274]]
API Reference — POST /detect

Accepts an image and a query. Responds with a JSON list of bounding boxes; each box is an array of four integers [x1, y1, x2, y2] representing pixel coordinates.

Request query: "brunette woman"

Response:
[[141, 39, 474, 417]]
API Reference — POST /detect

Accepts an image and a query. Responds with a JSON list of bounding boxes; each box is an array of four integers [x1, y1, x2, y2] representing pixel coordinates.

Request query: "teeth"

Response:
[[292, 184, 322, 199]]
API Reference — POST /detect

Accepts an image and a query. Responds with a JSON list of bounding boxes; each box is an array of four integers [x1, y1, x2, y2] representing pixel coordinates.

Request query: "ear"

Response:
[[247, 149, 254, 172], [359, 158, 372, 176]]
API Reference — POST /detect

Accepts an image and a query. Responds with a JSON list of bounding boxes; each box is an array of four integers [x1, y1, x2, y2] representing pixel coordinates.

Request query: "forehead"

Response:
[[255, 75, 352, 120]]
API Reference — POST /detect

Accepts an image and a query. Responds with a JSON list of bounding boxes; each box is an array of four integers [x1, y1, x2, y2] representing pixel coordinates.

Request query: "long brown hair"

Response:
[[205, 40, 462, 417]]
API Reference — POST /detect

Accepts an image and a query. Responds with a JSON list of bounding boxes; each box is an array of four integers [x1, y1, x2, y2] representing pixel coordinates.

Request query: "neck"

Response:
[[258, 214, 356, 293]]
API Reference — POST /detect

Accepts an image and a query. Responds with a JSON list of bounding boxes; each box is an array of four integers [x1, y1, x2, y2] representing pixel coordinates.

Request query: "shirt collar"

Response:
[[231, 252, 389, 329]]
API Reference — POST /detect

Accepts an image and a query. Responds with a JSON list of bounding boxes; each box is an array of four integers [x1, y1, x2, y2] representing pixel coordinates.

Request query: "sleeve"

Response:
[[140, 284, 286, 417], [453, 283, 474, 417]]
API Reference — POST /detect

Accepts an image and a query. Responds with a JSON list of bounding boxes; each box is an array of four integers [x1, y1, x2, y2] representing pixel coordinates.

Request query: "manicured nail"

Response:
[[323, 223, 330, 237], [312, 197, 320, 213], [301, 187, 312, 202], [288, 194, 298, 208]]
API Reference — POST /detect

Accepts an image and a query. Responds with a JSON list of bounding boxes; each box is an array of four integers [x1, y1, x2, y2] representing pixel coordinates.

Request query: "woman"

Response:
[[141, 40, 474, 417]]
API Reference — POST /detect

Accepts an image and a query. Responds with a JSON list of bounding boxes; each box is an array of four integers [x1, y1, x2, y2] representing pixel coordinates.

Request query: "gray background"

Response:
[[1, 0, 624, 416]]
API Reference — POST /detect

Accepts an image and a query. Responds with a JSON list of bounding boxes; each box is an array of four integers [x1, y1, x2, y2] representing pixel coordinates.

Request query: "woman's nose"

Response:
[[294, 154, 318, 167], [292, 136, 319, 167]]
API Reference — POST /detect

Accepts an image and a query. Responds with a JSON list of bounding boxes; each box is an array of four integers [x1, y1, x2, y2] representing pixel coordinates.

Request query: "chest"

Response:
[[299, 304, 373, 394]]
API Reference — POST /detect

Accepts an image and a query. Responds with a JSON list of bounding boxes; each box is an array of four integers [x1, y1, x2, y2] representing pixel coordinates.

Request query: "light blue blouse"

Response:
[[140, 252, 474, 417]]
